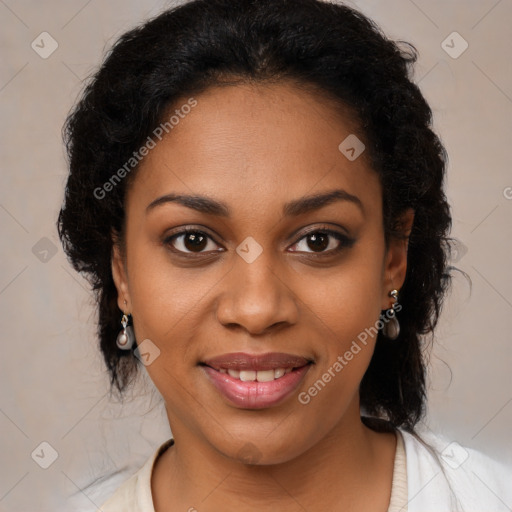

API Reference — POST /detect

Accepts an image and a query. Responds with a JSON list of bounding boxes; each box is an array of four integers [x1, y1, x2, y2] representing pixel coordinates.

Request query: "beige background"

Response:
[[1, 0, 511, 510]]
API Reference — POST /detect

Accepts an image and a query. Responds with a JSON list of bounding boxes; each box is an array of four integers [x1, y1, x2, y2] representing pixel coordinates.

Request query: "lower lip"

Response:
[[202, 365, 311, 409]]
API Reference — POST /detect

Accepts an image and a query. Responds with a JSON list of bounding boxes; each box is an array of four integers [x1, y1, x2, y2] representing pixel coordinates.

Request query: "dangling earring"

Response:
[[116, 306, 135, 350], [382, 289, 400, 340]]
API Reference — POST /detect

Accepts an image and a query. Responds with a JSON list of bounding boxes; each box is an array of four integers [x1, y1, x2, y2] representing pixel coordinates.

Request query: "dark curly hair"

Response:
[[58, 0, 452, 431]]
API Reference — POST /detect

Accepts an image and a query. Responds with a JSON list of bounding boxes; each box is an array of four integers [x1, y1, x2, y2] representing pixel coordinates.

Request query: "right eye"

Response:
[[164, 228, 223, 255]]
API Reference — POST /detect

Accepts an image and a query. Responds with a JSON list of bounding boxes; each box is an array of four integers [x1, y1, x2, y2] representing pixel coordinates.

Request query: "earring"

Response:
[[116, 312, 135, 350], [382, 289, 400, 340]]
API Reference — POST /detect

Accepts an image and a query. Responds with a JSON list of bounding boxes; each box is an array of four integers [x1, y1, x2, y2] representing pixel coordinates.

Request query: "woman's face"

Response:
[[112, 81, 410, 464]]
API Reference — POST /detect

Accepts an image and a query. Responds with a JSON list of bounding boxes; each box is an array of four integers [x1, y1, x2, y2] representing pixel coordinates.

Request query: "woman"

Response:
[[57, 0, 512, 510]]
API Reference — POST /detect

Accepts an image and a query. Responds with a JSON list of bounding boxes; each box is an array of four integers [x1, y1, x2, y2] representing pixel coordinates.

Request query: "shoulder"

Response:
[[399, 427, 512, 511], [99, 438, 174, 512]]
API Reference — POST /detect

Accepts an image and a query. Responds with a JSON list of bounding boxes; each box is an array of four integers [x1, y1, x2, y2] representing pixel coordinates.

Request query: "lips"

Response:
[[202, 352, 311, 371], [200, 352, 312, 409]]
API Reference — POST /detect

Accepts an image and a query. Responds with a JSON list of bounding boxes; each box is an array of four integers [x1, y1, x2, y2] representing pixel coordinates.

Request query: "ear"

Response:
[[381, 208, 414, 310], [111, 236, 131, 313]]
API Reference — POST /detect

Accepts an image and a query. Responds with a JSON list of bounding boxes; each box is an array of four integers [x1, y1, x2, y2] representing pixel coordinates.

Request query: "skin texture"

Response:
[[112, 81, 413, 511]]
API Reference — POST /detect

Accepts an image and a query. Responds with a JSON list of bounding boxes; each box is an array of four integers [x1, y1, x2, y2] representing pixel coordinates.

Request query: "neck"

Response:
[[153, 402, 397, 511]]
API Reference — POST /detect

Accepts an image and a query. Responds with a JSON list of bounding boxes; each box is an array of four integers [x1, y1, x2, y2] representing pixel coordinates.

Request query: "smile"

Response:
[[219, 367, 292, 382], [200, 352, 313, 409]]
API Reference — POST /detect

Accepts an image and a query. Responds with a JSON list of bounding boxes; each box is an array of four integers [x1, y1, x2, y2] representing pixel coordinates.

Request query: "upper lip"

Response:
[[202, 352, 312, 371]]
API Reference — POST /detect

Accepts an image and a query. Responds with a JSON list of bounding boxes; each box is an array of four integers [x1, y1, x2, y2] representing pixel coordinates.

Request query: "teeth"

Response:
[[222, 368, 292, 381], [256, 370, 275, 382], [239, 370, 257, 381], [274, 368, 285, 379]]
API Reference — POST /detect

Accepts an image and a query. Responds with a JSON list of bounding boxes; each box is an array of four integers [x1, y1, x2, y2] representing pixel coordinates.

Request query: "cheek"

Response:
[[301, 241, 385, 389], [299, 249, 384, 342], [126, 238, 209, 338], [296, 268, 383, 420]]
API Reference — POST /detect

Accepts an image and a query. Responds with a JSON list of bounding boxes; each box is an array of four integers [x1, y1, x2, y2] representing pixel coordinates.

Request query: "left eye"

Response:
[[289, 230, 349, 254]]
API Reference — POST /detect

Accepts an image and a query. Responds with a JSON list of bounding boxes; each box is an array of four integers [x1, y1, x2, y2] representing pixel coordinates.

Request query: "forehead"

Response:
[[128, 81, 381, 218]]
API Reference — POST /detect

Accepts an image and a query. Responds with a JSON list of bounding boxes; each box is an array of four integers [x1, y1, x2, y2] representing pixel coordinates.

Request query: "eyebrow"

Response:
[[146, 189, 363, 217]]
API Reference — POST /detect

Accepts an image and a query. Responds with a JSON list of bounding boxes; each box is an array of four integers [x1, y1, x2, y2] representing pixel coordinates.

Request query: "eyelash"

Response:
[[163, 225, 355, 258]]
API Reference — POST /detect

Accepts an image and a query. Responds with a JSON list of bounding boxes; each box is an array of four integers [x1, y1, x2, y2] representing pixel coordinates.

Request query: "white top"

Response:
[[100, 428, 512, 511], [389, 429, 408, 511]]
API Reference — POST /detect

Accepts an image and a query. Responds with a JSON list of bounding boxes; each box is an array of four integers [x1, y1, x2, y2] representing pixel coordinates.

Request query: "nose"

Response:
[[215, 252, 299, 336]]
